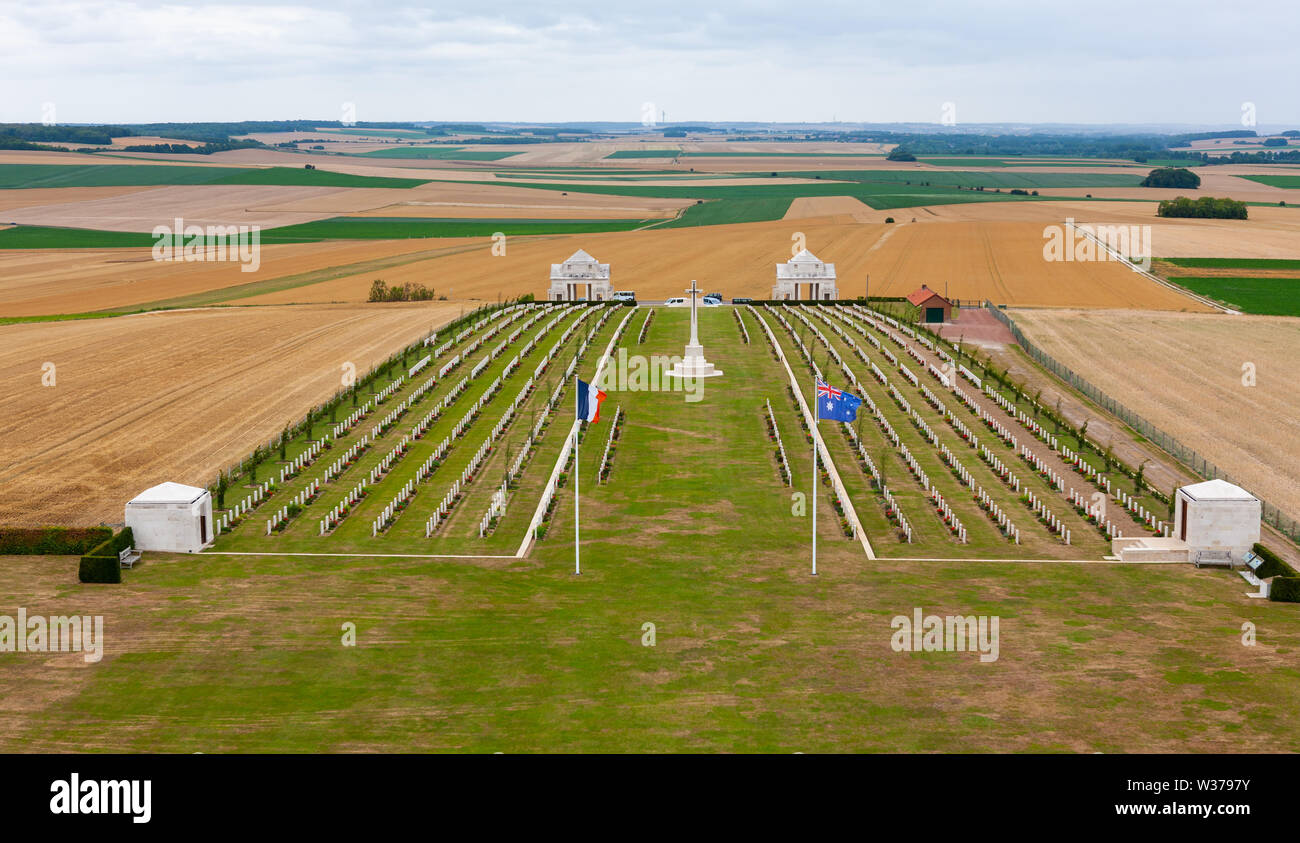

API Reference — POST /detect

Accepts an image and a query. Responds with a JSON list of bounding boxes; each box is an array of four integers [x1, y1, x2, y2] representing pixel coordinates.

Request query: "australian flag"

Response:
[[816, 379, 862, 422]]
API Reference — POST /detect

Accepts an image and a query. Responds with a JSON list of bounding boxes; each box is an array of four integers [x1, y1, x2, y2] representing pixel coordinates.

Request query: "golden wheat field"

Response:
[[0, 303, 457, 526], [1010, 308, 1300, 518], [227, 217, 1209, 309]]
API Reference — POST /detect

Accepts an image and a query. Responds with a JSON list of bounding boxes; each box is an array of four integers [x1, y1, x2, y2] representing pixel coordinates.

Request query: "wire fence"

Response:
[[985, 303, 1299, 543]]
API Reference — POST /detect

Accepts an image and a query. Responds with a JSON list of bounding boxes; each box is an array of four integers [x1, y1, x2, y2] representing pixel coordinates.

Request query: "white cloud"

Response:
[[1, 0, 1296, 124]]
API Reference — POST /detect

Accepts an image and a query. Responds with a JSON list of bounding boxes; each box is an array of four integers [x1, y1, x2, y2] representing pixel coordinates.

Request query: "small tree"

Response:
[[216, 473, 229, 510], [1077, 419, 1090, 449], [305, 408, 315, 441], [1134, 460, 1147, 493], [1032, 389, 1043, 417], [1102, 442, 1115, 474], [278, 427, 289, 461]]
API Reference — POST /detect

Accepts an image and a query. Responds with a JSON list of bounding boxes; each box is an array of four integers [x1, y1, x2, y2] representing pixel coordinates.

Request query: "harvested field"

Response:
[[0, 237, 469, 316], [232, 217, 1209, 310], [0, 184, 354, 232], [1010, 308, 1300, 520], [0, 303, 459, 526], [0, 185, 155, 213], [783, 195, 889, 222]]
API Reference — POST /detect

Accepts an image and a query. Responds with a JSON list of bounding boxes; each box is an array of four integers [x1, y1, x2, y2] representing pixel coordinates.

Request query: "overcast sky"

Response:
[[3, 0, 1296, 128]]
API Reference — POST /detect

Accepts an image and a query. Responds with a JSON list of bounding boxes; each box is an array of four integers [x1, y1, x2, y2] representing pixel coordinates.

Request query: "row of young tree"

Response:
[[368, 280, 444, 302], [1156, 196, 1249, 219]]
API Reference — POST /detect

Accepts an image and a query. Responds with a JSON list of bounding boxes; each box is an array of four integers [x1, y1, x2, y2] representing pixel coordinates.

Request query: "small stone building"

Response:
[[773, 249, 838, 301], [548, 249, 612, 301], [906, 285, 953, 323], [125, 482, 213, 553], [1174, 479, 1261, 559]]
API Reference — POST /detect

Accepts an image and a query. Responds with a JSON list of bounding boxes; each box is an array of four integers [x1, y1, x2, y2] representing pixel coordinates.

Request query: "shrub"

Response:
[[1269, 577, 1300, 603], [78, 556, 121, 584], [78, 527, 135, 584], [1253, 543, 1297, 579], [0, 526, 111, 555]]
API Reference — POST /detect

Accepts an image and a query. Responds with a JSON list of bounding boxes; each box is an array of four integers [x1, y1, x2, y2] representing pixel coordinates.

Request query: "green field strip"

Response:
[[211, 305, 541, 547], [1239, 174, 1300, 189], [0, 163, 430, 190], [1163, 276, 1300, 317], [1159, 257, 1300, 270]]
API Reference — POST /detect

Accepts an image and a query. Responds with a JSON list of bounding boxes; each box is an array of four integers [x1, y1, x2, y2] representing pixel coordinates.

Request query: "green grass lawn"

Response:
[[0, 163, 430, 190], [1239, 174, 1300, 189], [1161, 257, 1300, 271], [0, 163, 249, 189], [1167, 276, 1300, 316]]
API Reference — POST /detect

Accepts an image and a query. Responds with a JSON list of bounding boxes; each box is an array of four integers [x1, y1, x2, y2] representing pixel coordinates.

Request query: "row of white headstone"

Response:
[[279, 439, 326, 485]]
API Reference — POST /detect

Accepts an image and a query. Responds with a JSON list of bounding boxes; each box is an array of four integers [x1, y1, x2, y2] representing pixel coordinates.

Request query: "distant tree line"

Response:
[[1157, 196, 1248, 219]]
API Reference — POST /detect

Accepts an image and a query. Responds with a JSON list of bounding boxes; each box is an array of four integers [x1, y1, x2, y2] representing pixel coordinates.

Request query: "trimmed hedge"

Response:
[[1269, 577, 1300, 603], [1253, 542, 1297, 579], [0, 526, 112, 555], [78, 527, 134, 584]]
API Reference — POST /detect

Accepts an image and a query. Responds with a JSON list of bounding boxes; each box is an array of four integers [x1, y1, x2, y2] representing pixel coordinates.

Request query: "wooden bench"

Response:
[[118, 546, 141, 569]]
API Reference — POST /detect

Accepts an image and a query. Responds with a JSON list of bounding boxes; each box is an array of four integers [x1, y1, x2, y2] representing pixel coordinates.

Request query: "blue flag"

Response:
[[816, 380, 862, 422]]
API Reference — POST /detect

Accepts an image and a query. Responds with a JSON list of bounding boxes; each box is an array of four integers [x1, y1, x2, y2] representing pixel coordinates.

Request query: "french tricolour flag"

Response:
[[576, 378, 607, 423]]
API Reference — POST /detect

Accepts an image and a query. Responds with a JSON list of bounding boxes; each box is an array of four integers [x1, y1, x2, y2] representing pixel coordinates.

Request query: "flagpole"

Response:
[[574, 374, 581, 576], [811, 374, 818, 577]]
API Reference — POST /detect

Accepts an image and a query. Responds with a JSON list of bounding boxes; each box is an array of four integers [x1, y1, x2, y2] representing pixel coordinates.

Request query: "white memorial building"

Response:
[[548, 249, 613, 302], [773, 249, 838, 301], [125, 482, 214, 553], [1112, 478, 1261, 566]]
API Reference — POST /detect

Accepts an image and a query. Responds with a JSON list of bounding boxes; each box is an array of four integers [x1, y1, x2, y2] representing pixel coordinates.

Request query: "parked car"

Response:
[[701, 298, 721, 306], [732, 297, 753, 304], [612, 290, 637, 302], [703, 292, 723, 304], [665, 297, 688, 307]]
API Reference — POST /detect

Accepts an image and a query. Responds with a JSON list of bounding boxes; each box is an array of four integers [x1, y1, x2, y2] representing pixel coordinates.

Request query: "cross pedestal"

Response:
[[666, 279, 723, 379]]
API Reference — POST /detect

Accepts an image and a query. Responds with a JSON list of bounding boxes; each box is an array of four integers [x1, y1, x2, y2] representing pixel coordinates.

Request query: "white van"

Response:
[[612, 290, 636, 302], [664, 297, 688, 307]]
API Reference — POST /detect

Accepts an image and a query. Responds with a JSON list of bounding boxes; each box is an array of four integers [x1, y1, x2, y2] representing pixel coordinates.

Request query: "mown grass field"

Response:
[[1167, 276, 1300, 316], [0, 163, 429, 190], [1240, 174, 1300, 189]]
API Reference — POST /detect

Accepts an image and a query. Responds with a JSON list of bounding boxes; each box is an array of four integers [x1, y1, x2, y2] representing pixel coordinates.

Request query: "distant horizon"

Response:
[[4, 1, 1298, 127], [8, 120, 1299, 137]]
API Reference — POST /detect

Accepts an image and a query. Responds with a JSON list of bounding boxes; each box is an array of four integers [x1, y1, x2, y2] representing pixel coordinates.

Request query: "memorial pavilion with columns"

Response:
[[548, 249, 613, 302], [772, 249, 838, 301]]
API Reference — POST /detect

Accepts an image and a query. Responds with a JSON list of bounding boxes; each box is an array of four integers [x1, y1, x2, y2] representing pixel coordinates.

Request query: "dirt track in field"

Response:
[[1009, 308, 1300, 520], [0, 303, 460, 525]]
